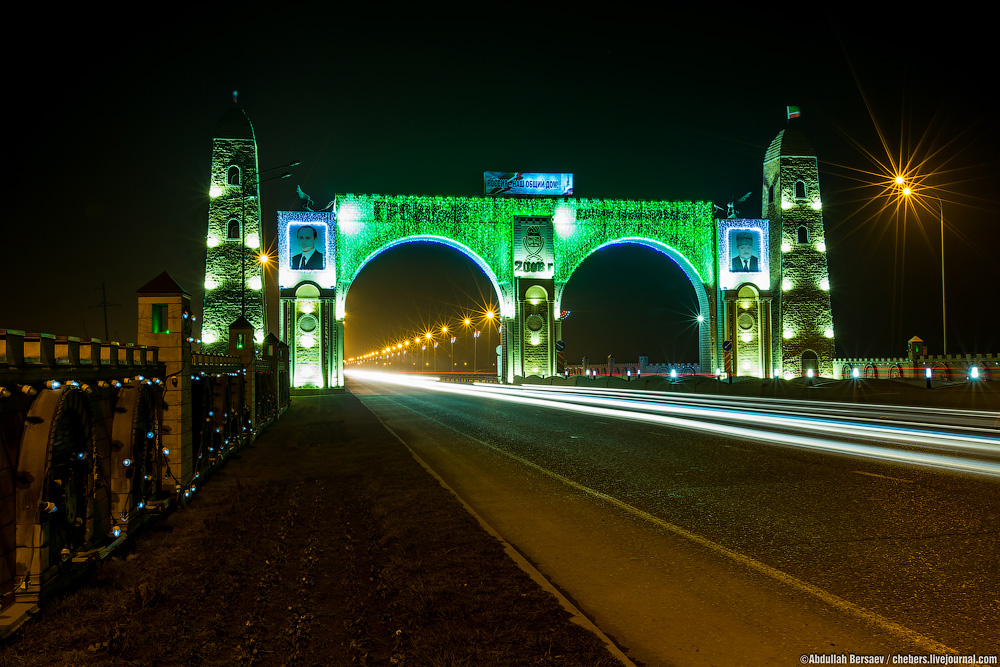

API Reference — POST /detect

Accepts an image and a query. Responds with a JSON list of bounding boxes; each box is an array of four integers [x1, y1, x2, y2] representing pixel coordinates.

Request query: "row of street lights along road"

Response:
[[348, 310, 501, 373]]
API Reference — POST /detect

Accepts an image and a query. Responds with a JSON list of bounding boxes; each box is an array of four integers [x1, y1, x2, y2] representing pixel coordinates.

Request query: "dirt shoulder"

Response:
[[0, 392, 621, 667]]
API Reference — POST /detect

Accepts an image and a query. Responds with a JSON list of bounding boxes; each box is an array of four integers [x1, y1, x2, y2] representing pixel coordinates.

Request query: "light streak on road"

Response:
[[346, 370, 1000, 478]]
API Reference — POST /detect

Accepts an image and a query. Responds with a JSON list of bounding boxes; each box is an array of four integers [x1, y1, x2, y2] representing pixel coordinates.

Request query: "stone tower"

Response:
[[202, 105, 265, 354], [762, 128, 835, 377]]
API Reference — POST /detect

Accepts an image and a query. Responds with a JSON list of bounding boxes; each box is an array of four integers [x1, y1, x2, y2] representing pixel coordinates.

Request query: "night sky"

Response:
[[6, 13, 998, 366]]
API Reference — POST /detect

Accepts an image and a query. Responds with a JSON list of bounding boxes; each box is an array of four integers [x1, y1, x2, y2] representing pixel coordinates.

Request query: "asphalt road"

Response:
[[349, 373, 1000, 666]]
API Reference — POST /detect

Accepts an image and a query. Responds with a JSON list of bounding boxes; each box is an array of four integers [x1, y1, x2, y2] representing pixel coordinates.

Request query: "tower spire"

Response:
[[201, 103, 266, 353]]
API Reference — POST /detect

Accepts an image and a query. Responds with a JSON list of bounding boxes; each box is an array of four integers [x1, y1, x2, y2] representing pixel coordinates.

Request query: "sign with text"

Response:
[[484, 171, 573, 197], [512, 216, 554, 278]]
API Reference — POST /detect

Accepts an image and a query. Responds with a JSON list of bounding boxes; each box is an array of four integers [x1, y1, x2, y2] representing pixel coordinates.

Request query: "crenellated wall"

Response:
[[835, 353, 999, 381]]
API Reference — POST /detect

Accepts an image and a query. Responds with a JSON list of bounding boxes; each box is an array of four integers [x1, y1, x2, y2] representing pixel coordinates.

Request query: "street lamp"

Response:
[[239, 161, 300, 319], [899, 180, 947, 355], [473, 329, 480, 372], [440, 325, 449, 372]]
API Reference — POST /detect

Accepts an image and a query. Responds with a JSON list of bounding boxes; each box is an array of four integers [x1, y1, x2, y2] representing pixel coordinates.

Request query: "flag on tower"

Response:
[[787, 105, 801, 119]]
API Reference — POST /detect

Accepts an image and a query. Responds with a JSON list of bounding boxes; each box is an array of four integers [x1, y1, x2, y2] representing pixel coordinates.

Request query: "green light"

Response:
[[330, 194, 715, 324]]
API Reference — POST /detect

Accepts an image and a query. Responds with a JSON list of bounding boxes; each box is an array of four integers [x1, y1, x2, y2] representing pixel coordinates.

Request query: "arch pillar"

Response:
[[722, 283, 775, 378], [280, 282, 342, 389], [505, 280, 558, 381]]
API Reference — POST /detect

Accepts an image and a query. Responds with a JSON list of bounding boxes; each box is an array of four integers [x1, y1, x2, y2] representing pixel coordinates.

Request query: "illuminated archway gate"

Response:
[[278, 196, 716, 387]]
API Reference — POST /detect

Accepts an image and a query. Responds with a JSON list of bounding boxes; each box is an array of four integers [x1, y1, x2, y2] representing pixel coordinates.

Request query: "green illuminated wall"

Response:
[[335, 195, 714, 302], [329, 194, 717, 377], [202, 108, 265, 354]]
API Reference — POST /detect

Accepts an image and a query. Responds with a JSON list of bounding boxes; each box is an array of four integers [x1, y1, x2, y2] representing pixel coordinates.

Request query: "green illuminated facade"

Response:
[[279, 195, 717, 386], [202, 107, 266, 353], [215, 125, 836, 387]]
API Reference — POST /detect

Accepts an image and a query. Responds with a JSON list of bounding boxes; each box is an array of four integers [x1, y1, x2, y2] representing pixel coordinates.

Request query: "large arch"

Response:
[[336, 234, 508, 321], [278, 195, 717, 386], [556, 237, 712, 371]]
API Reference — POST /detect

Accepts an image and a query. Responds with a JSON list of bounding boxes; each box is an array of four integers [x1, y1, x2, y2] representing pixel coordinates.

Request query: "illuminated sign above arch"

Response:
[[484, 172, 573, 197]]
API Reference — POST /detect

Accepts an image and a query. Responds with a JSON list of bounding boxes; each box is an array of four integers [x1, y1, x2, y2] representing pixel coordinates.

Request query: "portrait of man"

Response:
[[730, 231, 759, 272], [290, 225, 324, 270]]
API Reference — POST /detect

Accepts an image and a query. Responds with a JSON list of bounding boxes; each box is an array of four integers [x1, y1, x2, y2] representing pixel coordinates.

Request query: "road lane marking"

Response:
[[356, 393, 638, 667], [365, 389, 962, 657], [852, 470, 914, 483]]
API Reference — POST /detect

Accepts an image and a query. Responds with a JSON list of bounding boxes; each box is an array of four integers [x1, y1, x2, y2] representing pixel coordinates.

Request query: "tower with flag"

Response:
[[763, 116, 836, 377], [201, 95, 266, 353]]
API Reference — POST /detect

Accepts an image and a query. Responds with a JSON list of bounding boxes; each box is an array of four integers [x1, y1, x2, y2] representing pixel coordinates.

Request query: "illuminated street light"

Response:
[[473, 329, 480, 372], [899, 180, 947, 354], [238, 161, 299, 320]]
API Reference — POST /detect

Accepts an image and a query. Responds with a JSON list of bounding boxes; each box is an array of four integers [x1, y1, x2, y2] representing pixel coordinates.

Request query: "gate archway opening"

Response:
[[559, 240, 710, 376], [342, 238, 504, 375]]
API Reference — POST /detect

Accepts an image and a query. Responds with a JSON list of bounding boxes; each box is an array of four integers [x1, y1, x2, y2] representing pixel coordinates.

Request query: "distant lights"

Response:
[[209, 184, 223, 198], [740, 333, 752, 343], [782, 279, 792, 291], [248, 276, 262, 291], [245, 233, 260, 248], [815, 242, 826, 252], [852, 367, 860, 379], [824, 328, 835, 339], [207, 236, 220, 248], [819, 278, 830, 291], [203, 331, 218, 345], [781, 242, 791, 253], [205, 277, 219, 290], [810, 200, 822, 210], [781, 201, 793, 210], [783, 328, 794, 339]]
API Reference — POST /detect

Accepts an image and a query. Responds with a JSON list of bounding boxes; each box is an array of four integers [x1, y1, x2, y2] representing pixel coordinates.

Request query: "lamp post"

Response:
[[485, 310, 497, 371], [240, 161, 299, 319], [898, 178, 947, 355], [938, 197, 947, 356], [473, 329, 480, 372], [441, 326, 449, 371]]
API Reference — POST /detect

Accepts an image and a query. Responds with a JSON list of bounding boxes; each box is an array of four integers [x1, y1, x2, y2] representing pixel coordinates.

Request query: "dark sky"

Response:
[[6, 13, 998, 365]]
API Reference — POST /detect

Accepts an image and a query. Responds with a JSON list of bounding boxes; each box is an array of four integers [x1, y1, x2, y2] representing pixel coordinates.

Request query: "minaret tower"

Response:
[[763, 128, 835, 377], [202, 99, 265, 354]]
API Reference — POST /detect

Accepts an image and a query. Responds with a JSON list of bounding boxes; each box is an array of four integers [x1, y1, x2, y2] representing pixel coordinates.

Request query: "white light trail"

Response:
[[346, 370, 1000, 478]]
